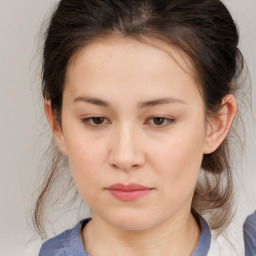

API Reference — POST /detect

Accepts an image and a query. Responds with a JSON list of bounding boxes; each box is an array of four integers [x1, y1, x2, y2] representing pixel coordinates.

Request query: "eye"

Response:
[[81, 116, 109, 126], [147, 117, 175, 127]]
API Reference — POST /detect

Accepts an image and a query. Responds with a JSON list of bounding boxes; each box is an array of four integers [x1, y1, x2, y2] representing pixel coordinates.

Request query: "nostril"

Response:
[[108, 129, 146, 171]]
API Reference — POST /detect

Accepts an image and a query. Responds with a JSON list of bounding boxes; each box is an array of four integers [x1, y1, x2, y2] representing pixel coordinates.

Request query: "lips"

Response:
[[108, 183, 151, 191], [106, 183, 153, 201]]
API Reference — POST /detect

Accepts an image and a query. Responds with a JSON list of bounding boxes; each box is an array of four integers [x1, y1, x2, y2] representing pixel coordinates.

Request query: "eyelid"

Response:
[[81, 116, 111, 126], [81, 115, 176, 127], [145, 116, 176, 127]]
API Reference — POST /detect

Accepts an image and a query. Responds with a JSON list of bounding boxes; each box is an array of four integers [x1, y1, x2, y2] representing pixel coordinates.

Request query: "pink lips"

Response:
[[106, 183, 153, 201]]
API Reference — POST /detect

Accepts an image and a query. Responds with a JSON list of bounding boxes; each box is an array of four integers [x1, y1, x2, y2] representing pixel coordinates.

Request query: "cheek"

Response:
[[64, 130, 107, 193], [68, 144, 106, 206], [150, 126, 205, 193], [152, 141, 202, 180], [149, 139, 203, 215]]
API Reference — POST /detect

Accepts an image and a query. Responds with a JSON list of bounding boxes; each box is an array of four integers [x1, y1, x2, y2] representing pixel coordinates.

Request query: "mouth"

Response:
[[106, 183, 154, 201]]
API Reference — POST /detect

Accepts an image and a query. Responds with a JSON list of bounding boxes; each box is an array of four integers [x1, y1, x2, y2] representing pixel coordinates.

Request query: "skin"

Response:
[[45, 36, 237, 256]]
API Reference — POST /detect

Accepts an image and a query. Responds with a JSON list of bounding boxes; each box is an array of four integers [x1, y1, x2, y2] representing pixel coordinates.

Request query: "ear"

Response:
[[44, 101, 68, 155], [203, 94, 237, 154]]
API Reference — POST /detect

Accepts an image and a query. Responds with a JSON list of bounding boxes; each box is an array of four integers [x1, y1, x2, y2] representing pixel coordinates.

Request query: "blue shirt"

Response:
[[244, 211, 256, 256], [39, 212, 256, 256]]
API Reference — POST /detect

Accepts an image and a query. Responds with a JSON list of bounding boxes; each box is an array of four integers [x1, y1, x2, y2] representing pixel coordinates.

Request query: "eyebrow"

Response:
[[73, 96, 186, 108], [138, 97, 186, 108]]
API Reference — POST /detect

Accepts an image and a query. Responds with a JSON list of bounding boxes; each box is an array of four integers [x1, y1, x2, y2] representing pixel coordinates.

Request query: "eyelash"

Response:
[[81, 116, 175, 127]]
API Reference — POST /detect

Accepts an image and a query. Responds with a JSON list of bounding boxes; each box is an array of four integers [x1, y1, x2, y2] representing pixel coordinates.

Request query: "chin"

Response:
[[103, 211, 160, 231]]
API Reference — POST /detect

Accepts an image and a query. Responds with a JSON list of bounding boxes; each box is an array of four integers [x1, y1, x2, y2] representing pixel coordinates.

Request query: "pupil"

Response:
[[154, 117, 164, 125], [93, 117, 104, 124]]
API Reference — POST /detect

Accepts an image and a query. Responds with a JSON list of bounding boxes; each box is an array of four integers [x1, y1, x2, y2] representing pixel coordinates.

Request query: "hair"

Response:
[[33, 0, 246, 238]]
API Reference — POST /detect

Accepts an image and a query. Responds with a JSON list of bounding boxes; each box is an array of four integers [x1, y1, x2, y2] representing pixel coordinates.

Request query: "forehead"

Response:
[[64, 35, 201, 104], [69, 35, 195, 78]]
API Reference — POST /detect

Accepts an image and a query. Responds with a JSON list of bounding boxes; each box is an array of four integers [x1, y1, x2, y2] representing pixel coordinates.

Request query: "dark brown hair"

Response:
[[34, 0, 246, 238]]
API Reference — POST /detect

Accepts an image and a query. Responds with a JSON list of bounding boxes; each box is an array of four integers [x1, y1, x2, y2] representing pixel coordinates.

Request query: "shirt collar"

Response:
[[191, 215, 211, 256], [73, 216, 211, 256]]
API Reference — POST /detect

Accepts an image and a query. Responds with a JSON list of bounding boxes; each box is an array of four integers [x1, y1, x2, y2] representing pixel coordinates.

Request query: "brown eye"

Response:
[[92, 117, 105, 125], [81, 116, 109, 126], [146, 117, 175, 127], [152, 117, 165, 126]]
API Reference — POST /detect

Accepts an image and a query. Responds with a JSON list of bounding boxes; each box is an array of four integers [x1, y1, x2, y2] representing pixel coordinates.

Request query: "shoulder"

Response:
[[191, 214, 211, 256], [244, 211, 256, 255], [39, 218, 91, 256], [39, 228, 72, 256]]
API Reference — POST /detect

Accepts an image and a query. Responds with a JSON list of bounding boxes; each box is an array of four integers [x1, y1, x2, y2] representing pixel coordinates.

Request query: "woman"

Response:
[[34, 0, 256, 255]]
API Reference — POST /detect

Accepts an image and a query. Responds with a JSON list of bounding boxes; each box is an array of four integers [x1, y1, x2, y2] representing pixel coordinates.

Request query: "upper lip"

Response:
[[107, 183, 152, 191]]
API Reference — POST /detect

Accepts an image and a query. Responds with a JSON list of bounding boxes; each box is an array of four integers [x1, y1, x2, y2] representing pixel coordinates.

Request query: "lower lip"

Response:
[[108, 189, 152, 201]]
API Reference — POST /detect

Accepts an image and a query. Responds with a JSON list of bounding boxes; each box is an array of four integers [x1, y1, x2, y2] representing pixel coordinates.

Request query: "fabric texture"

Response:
[[39, 212, 256, 256], [244, 211, 256, 256]]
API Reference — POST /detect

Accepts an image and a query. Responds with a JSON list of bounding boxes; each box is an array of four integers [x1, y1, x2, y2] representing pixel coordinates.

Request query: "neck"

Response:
[[82, 211, 200, 256]]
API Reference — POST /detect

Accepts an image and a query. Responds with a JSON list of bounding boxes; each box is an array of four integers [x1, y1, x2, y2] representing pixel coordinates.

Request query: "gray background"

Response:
[[0, 1, 255, 255]]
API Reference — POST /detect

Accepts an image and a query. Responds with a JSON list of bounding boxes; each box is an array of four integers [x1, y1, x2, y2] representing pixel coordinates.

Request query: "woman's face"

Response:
[[58, 36, 210, 230]]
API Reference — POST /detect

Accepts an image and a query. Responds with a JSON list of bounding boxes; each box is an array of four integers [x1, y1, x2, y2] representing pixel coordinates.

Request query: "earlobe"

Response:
[[203, 94, 237, 154], [44, 101, 68, 155]]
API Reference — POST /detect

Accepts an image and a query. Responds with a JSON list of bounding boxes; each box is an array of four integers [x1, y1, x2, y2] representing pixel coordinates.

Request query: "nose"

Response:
[[108, 124, 145, 171]]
